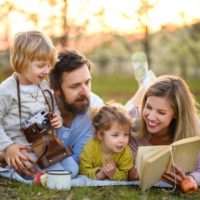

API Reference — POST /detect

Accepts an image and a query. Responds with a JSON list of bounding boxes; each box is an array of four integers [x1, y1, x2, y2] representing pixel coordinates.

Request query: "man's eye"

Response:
[[71, 84, 79, 89], [86, 80, 91, 85]]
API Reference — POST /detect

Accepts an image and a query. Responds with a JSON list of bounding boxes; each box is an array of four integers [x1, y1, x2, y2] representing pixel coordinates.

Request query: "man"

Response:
[[49, 50, 103, 163]]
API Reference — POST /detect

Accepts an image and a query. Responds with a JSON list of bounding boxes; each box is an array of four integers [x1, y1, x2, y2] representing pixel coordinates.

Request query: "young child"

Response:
[[0, 30, 78, 181], [79, 102, 134, 181]]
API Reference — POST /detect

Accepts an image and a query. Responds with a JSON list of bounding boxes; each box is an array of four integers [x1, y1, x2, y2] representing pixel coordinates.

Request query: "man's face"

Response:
[[59, 64, 91, 114]]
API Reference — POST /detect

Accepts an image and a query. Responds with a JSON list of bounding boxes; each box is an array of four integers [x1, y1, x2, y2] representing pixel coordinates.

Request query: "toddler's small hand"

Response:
[[102, 160, 116, 179]]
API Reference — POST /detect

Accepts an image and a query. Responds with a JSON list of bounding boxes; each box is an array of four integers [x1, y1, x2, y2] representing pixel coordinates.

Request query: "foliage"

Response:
[[88, 22, 200, 78]]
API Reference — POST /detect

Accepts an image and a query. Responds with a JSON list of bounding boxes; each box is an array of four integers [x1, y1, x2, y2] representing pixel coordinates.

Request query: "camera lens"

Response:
[[42, 119, 51, 130]]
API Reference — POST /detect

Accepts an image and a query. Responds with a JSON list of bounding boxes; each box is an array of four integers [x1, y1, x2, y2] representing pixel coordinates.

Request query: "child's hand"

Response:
[[4, 144, 36, 171], [102, 160, 116, 179], [50, 113, 63, 129], [95, 168, 107, 180]]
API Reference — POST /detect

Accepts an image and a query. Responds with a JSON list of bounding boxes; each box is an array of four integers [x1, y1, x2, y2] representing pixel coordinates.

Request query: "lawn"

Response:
[[92, 75, 200, 104], [1, 75, 200, 199], [1, 177, 200, 200]]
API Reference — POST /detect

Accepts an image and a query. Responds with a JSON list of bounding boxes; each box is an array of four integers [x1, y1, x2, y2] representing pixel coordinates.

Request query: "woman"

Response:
[[128, 75, 200, 187]]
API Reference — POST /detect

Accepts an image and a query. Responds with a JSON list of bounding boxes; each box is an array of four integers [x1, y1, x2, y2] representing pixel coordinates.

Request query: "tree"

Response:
[[135, 0, 159, 69]]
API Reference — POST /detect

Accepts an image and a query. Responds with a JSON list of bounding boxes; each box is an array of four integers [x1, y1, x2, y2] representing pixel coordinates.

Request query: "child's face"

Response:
[[99, 122, 129, 154], [21, 59, 51, 85]]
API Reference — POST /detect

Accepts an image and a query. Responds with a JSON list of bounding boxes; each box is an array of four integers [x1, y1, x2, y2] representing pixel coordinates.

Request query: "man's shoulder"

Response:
[[90, 92, 104, 108]]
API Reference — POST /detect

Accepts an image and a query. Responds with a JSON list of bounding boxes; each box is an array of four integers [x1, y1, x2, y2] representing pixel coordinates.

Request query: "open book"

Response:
[[137, 136, 200, 191]]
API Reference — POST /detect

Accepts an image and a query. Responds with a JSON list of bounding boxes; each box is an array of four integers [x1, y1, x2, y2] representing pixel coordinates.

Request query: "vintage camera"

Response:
[[22, 110, 52, 143]]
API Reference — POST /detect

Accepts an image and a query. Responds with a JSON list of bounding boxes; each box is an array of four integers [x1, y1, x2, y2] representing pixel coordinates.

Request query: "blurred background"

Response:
[[0, 0, 200, 103]]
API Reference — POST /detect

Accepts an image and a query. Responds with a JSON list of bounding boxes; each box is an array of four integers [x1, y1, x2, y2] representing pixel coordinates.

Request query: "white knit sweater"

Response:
[[0, 74, 60, 151]]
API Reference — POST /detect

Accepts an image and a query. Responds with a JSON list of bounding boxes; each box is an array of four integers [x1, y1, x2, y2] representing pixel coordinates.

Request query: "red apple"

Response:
[[33, 172, 45, 185], [180, 177, 198, 193]]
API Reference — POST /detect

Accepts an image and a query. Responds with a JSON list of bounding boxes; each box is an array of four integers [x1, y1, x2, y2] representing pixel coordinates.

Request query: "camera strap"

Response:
[[15, 74, 23, 132], [39, 87, 55, 115], [14, 74, 54, 132]]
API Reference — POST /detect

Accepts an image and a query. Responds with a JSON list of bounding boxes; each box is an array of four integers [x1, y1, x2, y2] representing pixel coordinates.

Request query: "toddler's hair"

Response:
[[10, 30, 57, 73], [90, 102, 132, 134]]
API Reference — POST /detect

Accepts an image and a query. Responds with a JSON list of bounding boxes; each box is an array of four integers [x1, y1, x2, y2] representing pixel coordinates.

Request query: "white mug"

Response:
[[42, 170, 71, 190]]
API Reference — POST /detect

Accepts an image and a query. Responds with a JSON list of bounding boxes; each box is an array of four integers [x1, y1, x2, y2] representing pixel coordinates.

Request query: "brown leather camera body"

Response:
[[22, 123, 48, 143]]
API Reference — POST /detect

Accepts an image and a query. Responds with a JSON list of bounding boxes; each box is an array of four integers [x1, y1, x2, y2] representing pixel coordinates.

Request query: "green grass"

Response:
[[1, 177, 200, 200], [92, 75, 139, 104], [92, 75, 200, 104]]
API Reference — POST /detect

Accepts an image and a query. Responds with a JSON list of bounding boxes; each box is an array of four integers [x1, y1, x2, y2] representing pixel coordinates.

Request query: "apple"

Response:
[[33, 172, 45, 185], [180, 177, 198, 193]]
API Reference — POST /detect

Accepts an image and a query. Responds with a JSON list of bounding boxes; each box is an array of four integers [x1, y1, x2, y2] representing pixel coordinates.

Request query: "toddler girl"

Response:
[[79, 102, 134, 180]]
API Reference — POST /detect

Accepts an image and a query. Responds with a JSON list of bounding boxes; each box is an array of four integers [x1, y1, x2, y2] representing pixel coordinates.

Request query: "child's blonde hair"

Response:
[[10, 30, 57, 73], [91, 102, 132, 135]]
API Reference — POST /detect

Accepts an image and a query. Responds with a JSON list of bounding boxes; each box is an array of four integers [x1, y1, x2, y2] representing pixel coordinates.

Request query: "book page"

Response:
[[172, 136, 200, 146], [140, 147, 170, 191], [137, 146, 168, 179], [171, 137, 200, 172]]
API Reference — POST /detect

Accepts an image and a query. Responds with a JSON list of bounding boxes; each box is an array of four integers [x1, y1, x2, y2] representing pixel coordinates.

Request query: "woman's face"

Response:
[[143, 96, 175, 137]]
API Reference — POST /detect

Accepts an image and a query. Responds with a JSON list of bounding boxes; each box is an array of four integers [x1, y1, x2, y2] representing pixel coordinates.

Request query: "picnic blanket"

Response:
[[0, 167, 172, 188]]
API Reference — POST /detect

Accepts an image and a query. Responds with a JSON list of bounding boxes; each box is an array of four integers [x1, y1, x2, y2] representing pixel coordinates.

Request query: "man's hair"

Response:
[[10, 30, 57, 73], [49, 50, 92, 90]]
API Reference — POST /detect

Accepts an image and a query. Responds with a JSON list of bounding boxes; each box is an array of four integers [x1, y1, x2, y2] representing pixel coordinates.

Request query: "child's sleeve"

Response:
[[79, 139, 101, 179], [0, 91, 14, 151], [111, 146, 134, 181]]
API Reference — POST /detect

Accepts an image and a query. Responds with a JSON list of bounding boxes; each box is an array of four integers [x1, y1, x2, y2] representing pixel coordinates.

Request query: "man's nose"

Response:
[[80, 84, 90, 95]]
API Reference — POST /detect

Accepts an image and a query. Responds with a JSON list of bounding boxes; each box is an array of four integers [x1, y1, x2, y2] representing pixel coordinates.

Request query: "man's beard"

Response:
[[62, 94, 90, 115]]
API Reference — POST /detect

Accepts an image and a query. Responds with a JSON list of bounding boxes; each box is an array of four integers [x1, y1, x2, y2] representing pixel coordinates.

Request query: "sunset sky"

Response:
[[1, 0, 200, 39]]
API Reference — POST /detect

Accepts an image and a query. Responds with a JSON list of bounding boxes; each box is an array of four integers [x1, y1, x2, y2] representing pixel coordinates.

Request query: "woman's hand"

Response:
[[162, 164, 198, 192], [162, 164, 186, 185], [128, 166, 139, 180], [50, 113, 63, 129]]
